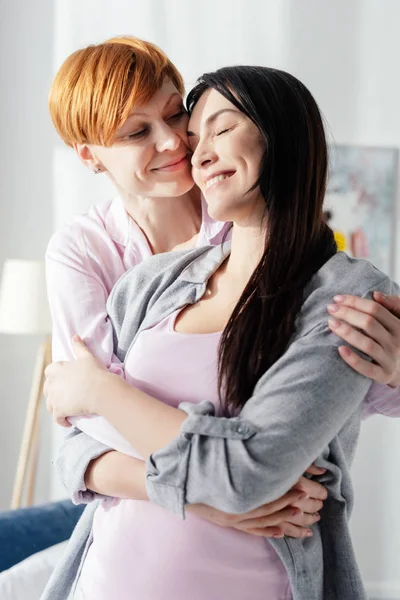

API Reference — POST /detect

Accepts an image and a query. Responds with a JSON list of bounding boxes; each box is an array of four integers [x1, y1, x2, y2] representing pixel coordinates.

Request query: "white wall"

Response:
[[0, 0, 398, 596], [0, 0, 55, 509]]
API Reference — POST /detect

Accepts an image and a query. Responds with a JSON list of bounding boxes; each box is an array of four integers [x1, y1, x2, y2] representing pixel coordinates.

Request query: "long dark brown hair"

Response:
[[186, 66, 337, 416]]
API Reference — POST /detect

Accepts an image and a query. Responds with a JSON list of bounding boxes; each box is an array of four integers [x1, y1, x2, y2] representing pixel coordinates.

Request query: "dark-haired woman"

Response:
[[45, 66, 399, 600]]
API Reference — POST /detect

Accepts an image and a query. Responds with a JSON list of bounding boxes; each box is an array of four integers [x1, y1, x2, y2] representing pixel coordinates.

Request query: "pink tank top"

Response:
[[77, 310, 292, 600]]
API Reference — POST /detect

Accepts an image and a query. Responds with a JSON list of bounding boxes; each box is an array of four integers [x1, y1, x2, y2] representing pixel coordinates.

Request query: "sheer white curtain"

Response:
[[50, 2, 400, 596]]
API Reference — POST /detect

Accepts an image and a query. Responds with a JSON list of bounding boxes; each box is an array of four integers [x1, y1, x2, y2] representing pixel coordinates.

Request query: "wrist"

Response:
[[92, 370, 122, 415]]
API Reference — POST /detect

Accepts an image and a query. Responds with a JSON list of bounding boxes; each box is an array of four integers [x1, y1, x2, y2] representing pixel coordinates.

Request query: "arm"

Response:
[[47, 273, 398, 515], [46, 227, 143, 501], [327, 292, 400, 417], [46, 230, 323, 535], [89, 320, 372, 516]]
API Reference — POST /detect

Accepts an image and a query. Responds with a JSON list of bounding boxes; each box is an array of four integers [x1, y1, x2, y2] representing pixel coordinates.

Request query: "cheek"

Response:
[[176, 118, 190, 146], [124, 147, 154, 180], [191, 165, 203, 190]]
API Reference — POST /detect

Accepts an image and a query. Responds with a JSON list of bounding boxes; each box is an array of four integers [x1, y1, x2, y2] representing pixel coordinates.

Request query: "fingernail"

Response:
[[292, 508, 301, 517], [306, 530, 313, 537], [273, 533, 284, 538], [314, 513, 321, 521], [334, 295, 345, 302], [327, 304, 340, 313], [328, 317, 341, 329], [374, 291, 387, 300], [339, 346, 351, 357]]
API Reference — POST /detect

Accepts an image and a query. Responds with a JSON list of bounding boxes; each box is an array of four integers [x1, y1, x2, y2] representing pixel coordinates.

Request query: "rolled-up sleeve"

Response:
[[146, 322, 374, 518], [145, 275, 400, 517], [55, 427, 112, 504]]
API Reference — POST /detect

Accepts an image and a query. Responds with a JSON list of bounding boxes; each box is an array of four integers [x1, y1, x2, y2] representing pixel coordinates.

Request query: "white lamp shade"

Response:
[[0, 260, 52, 334]]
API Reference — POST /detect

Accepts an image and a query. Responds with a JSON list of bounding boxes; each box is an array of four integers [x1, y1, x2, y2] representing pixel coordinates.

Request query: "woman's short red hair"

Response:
[[49, 36, 185, 147]]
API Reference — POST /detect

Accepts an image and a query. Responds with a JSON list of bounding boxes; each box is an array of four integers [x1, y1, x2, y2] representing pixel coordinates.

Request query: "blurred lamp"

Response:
[[0, 259, 52, 508]]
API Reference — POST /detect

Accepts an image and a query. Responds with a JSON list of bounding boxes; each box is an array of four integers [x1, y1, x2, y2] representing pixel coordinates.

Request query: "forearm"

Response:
[[96, 373, 187, 459], [85, 450, 148, 500]]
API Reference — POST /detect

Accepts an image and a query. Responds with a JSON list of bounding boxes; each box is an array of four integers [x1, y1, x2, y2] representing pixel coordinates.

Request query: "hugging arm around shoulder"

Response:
[[145, 276, 399, 518]]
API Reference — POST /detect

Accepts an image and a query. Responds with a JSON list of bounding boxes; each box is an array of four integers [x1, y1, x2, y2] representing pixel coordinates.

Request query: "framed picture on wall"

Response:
[[324, 144, 398, 275]]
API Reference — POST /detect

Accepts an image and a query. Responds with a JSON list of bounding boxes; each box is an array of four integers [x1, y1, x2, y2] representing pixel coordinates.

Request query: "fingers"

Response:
[[293, 496, 323, 513], [234, 506, 302, 530], [296, 476, 328, 501], [331, 294, 398, 335], [337, 346, 388, 383], [286, 511, 321, 527], [236, 489, 306, 522], [373, 292, 400, 319], [55, 416, 72, 428], [242, 526, 285, 538], [279, 522, 314, 539], [245, 520, 317, 539], [72, 335, 92, 359], [327, 303, 392, 345], [305, 464, 326, 476], [328, 317, 391, 369]]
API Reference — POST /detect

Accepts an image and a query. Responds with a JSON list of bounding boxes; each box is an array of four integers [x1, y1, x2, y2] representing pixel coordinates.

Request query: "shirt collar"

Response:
[[199, 194, 229, 244], [178, 241, 231, 284]]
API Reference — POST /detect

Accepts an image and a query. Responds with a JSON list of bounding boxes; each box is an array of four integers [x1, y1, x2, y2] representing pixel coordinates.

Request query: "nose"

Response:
[[155, 122, 180, 153], [191, 140, 217, 171]]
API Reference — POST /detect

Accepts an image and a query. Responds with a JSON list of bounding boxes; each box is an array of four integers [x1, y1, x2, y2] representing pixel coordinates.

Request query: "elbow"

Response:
[[209, 452, 305, 514], [209, 469, 294, 515]]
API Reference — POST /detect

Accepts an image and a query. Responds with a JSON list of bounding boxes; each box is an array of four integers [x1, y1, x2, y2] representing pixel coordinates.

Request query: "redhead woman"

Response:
[[44, 62, 400, 600]]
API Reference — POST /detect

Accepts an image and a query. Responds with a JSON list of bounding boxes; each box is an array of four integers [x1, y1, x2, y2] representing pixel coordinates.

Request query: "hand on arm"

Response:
[[45, 339, 328, 537], [86, 450, 327, 539], [328, 292, 400, 386], [45, 336, 186, 457]]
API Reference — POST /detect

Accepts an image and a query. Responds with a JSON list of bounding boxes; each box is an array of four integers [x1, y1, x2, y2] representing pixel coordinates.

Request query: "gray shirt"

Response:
[[42, 244, 399, 600]]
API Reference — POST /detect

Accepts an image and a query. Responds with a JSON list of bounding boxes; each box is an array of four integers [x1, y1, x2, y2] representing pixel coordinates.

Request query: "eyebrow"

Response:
[[127, 93, 182, 118], [187, 108, 240, 137]]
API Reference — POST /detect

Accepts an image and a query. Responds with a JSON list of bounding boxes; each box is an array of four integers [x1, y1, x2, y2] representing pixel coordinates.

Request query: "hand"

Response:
[[328, 293, 400, 386], [44, 335, 109, 426], [188, 464, 327, 539]]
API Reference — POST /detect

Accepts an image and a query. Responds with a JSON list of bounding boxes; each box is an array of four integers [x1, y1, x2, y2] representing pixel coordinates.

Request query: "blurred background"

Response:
[[0, 0, 399, 597]]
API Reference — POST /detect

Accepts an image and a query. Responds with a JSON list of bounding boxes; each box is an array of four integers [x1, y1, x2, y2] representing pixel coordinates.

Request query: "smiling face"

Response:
[[81, 79, 195, 199], [188, 88, 266, 224]]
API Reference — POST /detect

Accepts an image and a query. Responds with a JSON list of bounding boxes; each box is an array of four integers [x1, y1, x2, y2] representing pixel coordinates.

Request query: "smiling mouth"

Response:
[[205, 172, 235, 190], [153, 155, 189, 172]]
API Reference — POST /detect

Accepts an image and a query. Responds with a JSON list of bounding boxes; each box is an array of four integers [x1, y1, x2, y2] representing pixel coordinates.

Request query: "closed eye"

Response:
[[168, 109, 186, 121], [126, 129, 148, 139], [216, 127, 231, 136]]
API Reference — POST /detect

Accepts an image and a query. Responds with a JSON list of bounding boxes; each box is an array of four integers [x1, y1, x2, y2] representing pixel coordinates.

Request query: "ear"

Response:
[[73, 143, 105, 174]]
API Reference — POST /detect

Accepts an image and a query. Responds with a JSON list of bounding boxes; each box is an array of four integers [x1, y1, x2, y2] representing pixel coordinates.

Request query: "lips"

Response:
[[153, 154, 188, 170], [204, 171, 236, 190]]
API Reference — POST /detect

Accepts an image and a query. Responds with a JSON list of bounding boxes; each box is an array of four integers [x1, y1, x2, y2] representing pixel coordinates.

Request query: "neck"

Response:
[[225, 221, 266, 287], [122, 187, 202, 254]]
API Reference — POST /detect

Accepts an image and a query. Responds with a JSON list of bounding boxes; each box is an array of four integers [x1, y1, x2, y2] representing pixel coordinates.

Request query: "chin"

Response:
[[157, 178, 195, 198], [203, 195, 236, 223]]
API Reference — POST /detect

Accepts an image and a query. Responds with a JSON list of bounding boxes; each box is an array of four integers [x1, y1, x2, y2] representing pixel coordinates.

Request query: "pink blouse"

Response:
[[77, 309, 292, 600]]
